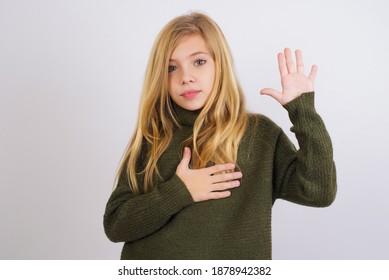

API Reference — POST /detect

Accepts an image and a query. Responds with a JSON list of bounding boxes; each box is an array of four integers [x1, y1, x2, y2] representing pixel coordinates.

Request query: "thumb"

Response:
[[178, 147, 191, 170], [260, 88, 283, 104]]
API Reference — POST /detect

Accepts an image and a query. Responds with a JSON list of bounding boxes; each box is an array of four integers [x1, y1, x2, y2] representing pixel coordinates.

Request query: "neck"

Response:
[[172, 102, 201, 127]]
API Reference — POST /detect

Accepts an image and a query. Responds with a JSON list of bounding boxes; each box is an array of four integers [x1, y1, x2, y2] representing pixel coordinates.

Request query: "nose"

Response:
[[180, 68, 195, 85]]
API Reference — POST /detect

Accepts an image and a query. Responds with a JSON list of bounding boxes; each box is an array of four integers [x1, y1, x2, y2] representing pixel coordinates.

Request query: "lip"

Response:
[[181, 90, 201, 99]]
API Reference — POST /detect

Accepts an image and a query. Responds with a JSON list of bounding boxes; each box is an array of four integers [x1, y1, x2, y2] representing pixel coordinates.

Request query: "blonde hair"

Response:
[[116, 12, 249, 194]]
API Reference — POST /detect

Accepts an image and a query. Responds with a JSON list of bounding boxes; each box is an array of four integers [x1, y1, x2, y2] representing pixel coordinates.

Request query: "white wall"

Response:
[[1, 0, 388, 259]]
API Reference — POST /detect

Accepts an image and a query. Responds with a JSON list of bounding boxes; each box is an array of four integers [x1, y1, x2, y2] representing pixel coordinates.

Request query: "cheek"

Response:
[[206, 67, 216, 89], [167, 78, 180, 100], [167, 77, 174, 93]]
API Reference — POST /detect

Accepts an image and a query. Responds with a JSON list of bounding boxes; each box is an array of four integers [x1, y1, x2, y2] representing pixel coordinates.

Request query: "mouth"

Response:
[[181, 90, 201, 99]]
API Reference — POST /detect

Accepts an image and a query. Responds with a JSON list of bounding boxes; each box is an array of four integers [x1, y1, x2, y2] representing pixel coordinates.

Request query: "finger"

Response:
[[295, 49, 304, 74], [178, 147, 191, 170], [260, 88, 284, 104], [277, 52, 288, 77], [211, 171, 243, 184], [308, 64, 318, 81], [207, 163, 236, 175], [206, 191, 231, 200], [211, 180, 241, 192], [284, 48, 295, 73]]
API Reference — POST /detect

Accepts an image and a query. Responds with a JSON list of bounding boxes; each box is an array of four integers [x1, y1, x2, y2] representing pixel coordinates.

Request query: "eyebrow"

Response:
[[169, 51, 210, 62]]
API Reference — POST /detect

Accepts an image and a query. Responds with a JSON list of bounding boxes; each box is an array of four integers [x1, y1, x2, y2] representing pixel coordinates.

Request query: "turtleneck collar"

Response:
[[172, 101, 201, 127]]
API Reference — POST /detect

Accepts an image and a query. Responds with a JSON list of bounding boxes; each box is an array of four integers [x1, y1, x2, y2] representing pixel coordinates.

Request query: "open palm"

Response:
[[260, 48, 318, 105]]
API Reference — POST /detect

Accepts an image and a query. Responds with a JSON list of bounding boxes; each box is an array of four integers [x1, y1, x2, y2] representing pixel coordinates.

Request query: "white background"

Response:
[[1, 0, 388, 259]]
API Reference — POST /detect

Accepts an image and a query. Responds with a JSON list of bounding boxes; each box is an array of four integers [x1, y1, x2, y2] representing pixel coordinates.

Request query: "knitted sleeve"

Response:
[[272, 92, 337, 206], [103, 166, 194, 243]]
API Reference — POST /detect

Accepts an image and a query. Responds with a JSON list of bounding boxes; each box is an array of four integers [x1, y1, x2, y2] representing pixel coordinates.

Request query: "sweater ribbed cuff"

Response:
[[283, 92, 316, 125], [158, 174, 195, 216]]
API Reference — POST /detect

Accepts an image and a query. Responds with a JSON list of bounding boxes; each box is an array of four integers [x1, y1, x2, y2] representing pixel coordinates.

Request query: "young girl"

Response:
[[104, 12, 336, 260]]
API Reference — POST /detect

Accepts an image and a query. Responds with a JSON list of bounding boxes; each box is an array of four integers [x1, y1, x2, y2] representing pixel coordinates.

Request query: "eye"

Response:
[[194, 59, 206, 66], [168, 65, 177, 73]]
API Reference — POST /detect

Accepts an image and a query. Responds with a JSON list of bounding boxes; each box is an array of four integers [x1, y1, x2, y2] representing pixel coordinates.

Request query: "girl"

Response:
[[104, 12, 336, 259]]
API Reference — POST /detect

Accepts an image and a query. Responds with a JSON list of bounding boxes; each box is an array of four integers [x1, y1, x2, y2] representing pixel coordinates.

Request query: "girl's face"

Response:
[[168, 34, 216, 111]]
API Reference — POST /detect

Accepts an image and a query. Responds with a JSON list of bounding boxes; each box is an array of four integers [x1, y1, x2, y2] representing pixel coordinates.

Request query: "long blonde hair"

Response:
[[116, 12, 249, 194]]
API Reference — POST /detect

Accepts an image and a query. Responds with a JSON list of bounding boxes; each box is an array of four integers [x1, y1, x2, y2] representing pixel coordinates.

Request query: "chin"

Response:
[[182, 104, 204, 111], [176, 100, 205, 111]]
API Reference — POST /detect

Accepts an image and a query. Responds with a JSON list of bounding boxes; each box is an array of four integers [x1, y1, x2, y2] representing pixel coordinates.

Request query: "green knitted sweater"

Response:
[[103, 92, 337, 259]]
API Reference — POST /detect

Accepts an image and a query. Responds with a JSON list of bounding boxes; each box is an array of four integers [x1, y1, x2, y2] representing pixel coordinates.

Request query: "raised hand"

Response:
[[260, 48, 318, 105], [176, 147, 242, 202]]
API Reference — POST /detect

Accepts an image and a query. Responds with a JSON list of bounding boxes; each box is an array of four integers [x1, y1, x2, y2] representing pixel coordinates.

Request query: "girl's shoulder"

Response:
[[242, 113, 283, 148], [247, 112, 282, 134]]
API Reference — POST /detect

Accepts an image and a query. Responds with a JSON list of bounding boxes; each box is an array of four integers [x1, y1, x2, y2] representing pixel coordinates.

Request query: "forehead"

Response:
[[170, 34, 210, 60]]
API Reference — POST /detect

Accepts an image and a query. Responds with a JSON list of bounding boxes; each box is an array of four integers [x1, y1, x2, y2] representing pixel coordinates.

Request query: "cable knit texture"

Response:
[[103, 92, 337, 259]]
